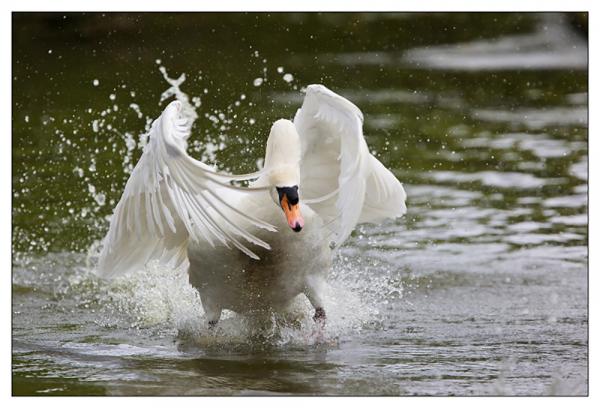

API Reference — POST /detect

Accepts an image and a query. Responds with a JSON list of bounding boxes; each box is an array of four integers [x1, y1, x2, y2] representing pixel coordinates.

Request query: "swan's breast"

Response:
[[187, 203, 331, 313]]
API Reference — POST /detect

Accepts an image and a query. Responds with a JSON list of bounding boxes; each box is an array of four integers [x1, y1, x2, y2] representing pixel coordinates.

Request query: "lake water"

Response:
[[12, 12, 588, 395]]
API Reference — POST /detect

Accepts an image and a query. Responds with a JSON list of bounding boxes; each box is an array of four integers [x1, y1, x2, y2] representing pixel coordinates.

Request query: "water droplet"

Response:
[[253, 78, 263, 87], [94, 193, 106, 206], [283, 73, 294, 83], [92, 79, 99, 87]]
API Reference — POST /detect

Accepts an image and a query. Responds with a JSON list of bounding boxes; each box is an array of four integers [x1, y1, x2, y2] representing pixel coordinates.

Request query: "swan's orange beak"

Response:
[[281, 195, 304, 232]]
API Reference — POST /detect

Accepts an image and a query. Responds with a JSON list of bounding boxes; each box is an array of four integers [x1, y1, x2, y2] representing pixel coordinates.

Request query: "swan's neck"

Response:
[[261, 119, 301, 187]]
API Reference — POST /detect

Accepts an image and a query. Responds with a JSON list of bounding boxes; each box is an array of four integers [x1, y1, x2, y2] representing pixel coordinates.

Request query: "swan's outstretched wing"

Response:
[[97, 101, 276, 278], [294, 84, 406, 246]]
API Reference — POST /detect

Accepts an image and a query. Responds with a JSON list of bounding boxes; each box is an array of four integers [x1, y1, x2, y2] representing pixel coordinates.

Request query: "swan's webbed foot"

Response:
[[311, 307, 326, 344], [313, 307, 326, 323], [313, 307, 327, 330], [200, 294, 222, 330], [305, 276, 326, 327]]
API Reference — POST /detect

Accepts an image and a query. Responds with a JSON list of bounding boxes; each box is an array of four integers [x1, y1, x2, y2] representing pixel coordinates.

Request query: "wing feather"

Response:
[[97, 100, 275, 278], [294, 84, 406, 246]]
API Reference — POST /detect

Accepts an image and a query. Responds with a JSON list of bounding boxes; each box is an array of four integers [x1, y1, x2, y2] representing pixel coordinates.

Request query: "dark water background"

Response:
[[12, 12, 587, 395]]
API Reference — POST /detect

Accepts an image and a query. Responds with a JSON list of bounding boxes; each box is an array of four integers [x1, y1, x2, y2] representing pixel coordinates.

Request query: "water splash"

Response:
[[158, 65, 199, 132], [29, 242, 395, 350], [79, 235, 394, 348]]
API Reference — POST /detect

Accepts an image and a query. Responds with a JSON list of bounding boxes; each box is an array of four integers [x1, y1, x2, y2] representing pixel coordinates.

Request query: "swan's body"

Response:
[[188, 195, 330, 322], [97, 84, 407, 325]]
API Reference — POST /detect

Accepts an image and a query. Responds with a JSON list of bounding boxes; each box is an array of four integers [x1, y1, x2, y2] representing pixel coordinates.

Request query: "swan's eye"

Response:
[[276, 186, 299, 207]]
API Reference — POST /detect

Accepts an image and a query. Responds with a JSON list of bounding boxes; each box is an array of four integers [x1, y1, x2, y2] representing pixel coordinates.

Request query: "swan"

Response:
[[96, 84, 407, 327]]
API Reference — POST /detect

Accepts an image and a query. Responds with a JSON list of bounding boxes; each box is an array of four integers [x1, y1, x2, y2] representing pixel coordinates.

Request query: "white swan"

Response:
[[97, 84, 407, 326]]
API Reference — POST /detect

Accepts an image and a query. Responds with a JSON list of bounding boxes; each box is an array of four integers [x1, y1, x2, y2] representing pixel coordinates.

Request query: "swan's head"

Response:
[[275, 185, 303, 232], [264, 119, 304, 232]]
